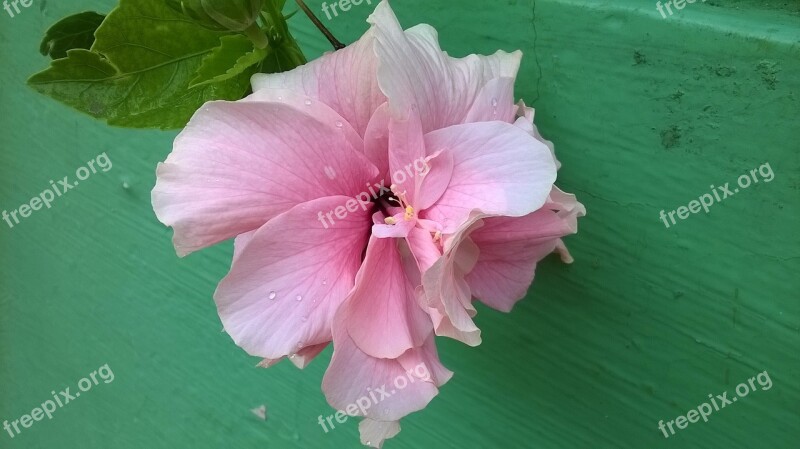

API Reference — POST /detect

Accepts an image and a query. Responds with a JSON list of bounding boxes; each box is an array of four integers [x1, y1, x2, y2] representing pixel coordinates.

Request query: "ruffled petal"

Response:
[[368, 1, 521, 132], [514, 99, 560, 169], [466, 197, 582, 312], [422, 217, 484, 346], [422, 121, 557, 232]]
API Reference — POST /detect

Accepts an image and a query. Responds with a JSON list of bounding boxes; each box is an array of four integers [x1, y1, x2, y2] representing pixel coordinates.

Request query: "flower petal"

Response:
[[152, 101, 378, 256], [466, 204, 581, 312], [387, 108, 426, 205], [427, 306, 481, 346], [514, 100, 560, 169], [364, 102, 392, 178], [422, 218, 483, 346], [359, 419, 401, 449], [385, 108, 455, 210], [244, 88, 365, 155], [397, 334, 454, 386], [464, 77, 518, 124], [415, 148, 454, 211], [215, 196, 372, 359], [406, 226, 441, 273], [368, 1, 521, 132], [342, 236, 432, 359], [371, 215, 415, 238], [255, 342, 329, 370], [422, 121, 557, 232], [323, 327, 444, 422], [288, 343, 329, 369], [251, 29, 385, 137]]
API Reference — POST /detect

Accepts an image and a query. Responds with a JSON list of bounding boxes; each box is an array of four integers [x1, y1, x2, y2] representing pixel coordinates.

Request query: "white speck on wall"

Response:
[[251, 405, 267, 421]]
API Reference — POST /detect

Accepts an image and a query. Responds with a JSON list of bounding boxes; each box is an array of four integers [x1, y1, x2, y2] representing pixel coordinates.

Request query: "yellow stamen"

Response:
[[384, 217, 397, 225], [404, 206, 414, 221]]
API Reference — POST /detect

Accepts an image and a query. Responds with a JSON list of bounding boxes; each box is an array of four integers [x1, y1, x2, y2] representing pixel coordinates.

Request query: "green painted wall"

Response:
[[1, 0, 798, 448]]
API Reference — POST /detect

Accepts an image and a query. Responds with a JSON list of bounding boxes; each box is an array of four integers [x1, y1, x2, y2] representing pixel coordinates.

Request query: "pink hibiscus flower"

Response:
[[151, 1, 583, 446]]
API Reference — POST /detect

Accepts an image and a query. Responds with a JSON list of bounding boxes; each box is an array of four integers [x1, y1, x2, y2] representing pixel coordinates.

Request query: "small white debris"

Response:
[[251, 405, 267, 421]]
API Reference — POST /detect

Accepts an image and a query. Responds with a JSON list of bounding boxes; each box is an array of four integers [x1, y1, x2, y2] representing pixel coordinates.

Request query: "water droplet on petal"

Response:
[[491, 97, 498, 107], [322, 279, 327, 285], [277, 96, 283, 101], [335, 121, 343, 128], [268, 291, 277, 300], [295, 295, 302, 301], [304, 99, 312, 106]]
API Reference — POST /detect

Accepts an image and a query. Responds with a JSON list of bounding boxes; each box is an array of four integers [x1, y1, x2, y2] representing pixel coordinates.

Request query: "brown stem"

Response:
[[294, 0, 346, 50]]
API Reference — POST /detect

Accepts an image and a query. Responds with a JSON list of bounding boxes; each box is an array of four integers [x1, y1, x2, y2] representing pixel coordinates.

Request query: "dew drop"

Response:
[[268, 291, 277, 300], [277, 95, 283, 101], [304, 99, 312, 106], [295, 295, 303, 301], [335, 121, 343, 128], [491, 97, 498, 107], [322, 279, 327, 285]]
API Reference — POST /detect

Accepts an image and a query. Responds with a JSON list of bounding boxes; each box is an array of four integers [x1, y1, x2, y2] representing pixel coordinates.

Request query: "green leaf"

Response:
[[190, 35, 268, 88], [259, 43, 305, 73], [39, 11, 105, 60], [28, 0, 252, 130]]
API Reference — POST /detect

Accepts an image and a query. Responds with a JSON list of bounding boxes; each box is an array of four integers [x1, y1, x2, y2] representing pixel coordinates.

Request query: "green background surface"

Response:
[[1, 0, 798, 448]]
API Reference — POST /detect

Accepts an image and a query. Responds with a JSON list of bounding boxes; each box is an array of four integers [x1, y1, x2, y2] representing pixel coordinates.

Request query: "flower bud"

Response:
[[167, 0, 264, 32]]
